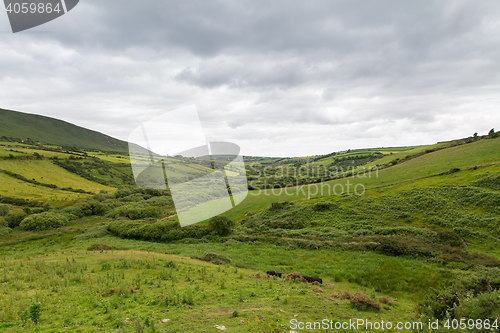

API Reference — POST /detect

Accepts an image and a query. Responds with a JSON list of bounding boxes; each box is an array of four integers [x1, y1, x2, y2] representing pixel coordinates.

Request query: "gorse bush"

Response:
[[19, 212, 69, 231]]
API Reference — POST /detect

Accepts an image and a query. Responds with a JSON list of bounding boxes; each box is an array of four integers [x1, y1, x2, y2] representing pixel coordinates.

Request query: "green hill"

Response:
[[0, 107, 129, 152]]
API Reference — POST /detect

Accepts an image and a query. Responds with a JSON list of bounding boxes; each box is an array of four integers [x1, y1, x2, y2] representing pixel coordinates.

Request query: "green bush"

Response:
[[144, 206, 159, 218], [419, 269, 500, 320], [5, 212, 27, 228], [107, 219, 210, 242], [29, 302, 42, 324], [0, 205, 8, 216], [0, 226, 12, 236], [107, 205, 145, 220], [19, 212, 69, 231], [208, 216, 236, 236], [375, 238, 409, 256], [461, 291, 500, 319], [0, 216, 7, 227]]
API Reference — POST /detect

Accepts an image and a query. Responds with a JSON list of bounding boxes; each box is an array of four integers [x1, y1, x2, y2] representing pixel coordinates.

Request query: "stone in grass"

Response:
[[124, 318, 130, 322], [215, 325, 227, 330], [162, 319, 170, 323]]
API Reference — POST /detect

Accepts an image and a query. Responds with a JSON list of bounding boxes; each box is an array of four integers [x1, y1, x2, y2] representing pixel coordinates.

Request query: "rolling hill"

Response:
[[0, 109, 499, 331], [0, 107, 129, 152]]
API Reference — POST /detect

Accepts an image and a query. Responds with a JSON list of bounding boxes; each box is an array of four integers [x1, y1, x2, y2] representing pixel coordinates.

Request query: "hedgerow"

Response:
[[107, 219, 211, 242]]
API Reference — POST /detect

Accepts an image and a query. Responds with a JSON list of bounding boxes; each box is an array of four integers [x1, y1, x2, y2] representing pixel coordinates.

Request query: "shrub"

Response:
[[29, 302, 42, 324], [0, 216, 7, 228], [419, 269, 500, 320], [77, 200, 106, 216], [107, 205, 145, 220], [0, 226, 12, 236], [5, 212, 27, 228], [208, 216, 235, 236], [19, 212, 69, 231], [144, 206, 159, 218], [0, 205, 8, 216], [376, 238, 409, 256], [436, 230, 464, 247], [270, 201, 293, 210], [107, 219, 210, 242], [461, 291, 500, 319]]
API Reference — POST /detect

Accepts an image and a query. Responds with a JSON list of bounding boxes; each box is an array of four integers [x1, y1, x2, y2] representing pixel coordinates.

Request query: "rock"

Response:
[[124, 318, 130, 323], [162, 319, 170, 323]]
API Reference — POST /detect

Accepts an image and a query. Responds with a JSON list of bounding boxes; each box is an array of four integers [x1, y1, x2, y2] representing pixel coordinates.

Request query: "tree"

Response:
[[489, 128, 495, 137], [473, 132, 478, 139]]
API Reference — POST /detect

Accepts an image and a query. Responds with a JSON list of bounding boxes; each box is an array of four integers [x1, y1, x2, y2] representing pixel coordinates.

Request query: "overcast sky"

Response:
[[1, 0, 499, 157]]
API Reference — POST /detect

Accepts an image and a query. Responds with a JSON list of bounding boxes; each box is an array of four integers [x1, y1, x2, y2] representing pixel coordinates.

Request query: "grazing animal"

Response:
[[302, 276, 323, 284], [266, 271, 283, 278]]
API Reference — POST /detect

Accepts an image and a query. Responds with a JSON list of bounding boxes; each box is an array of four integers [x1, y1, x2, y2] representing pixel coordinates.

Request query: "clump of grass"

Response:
[[349, 291, 380, 311]]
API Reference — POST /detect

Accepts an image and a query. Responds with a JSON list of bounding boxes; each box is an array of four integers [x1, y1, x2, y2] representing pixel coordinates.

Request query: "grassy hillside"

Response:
[[0, 108, 129, 152]]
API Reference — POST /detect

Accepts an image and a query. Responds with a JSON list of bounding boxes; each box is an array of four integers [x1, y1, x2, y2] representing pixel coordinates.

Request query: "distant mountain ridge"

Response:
[[0, 107, 129, 152]]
